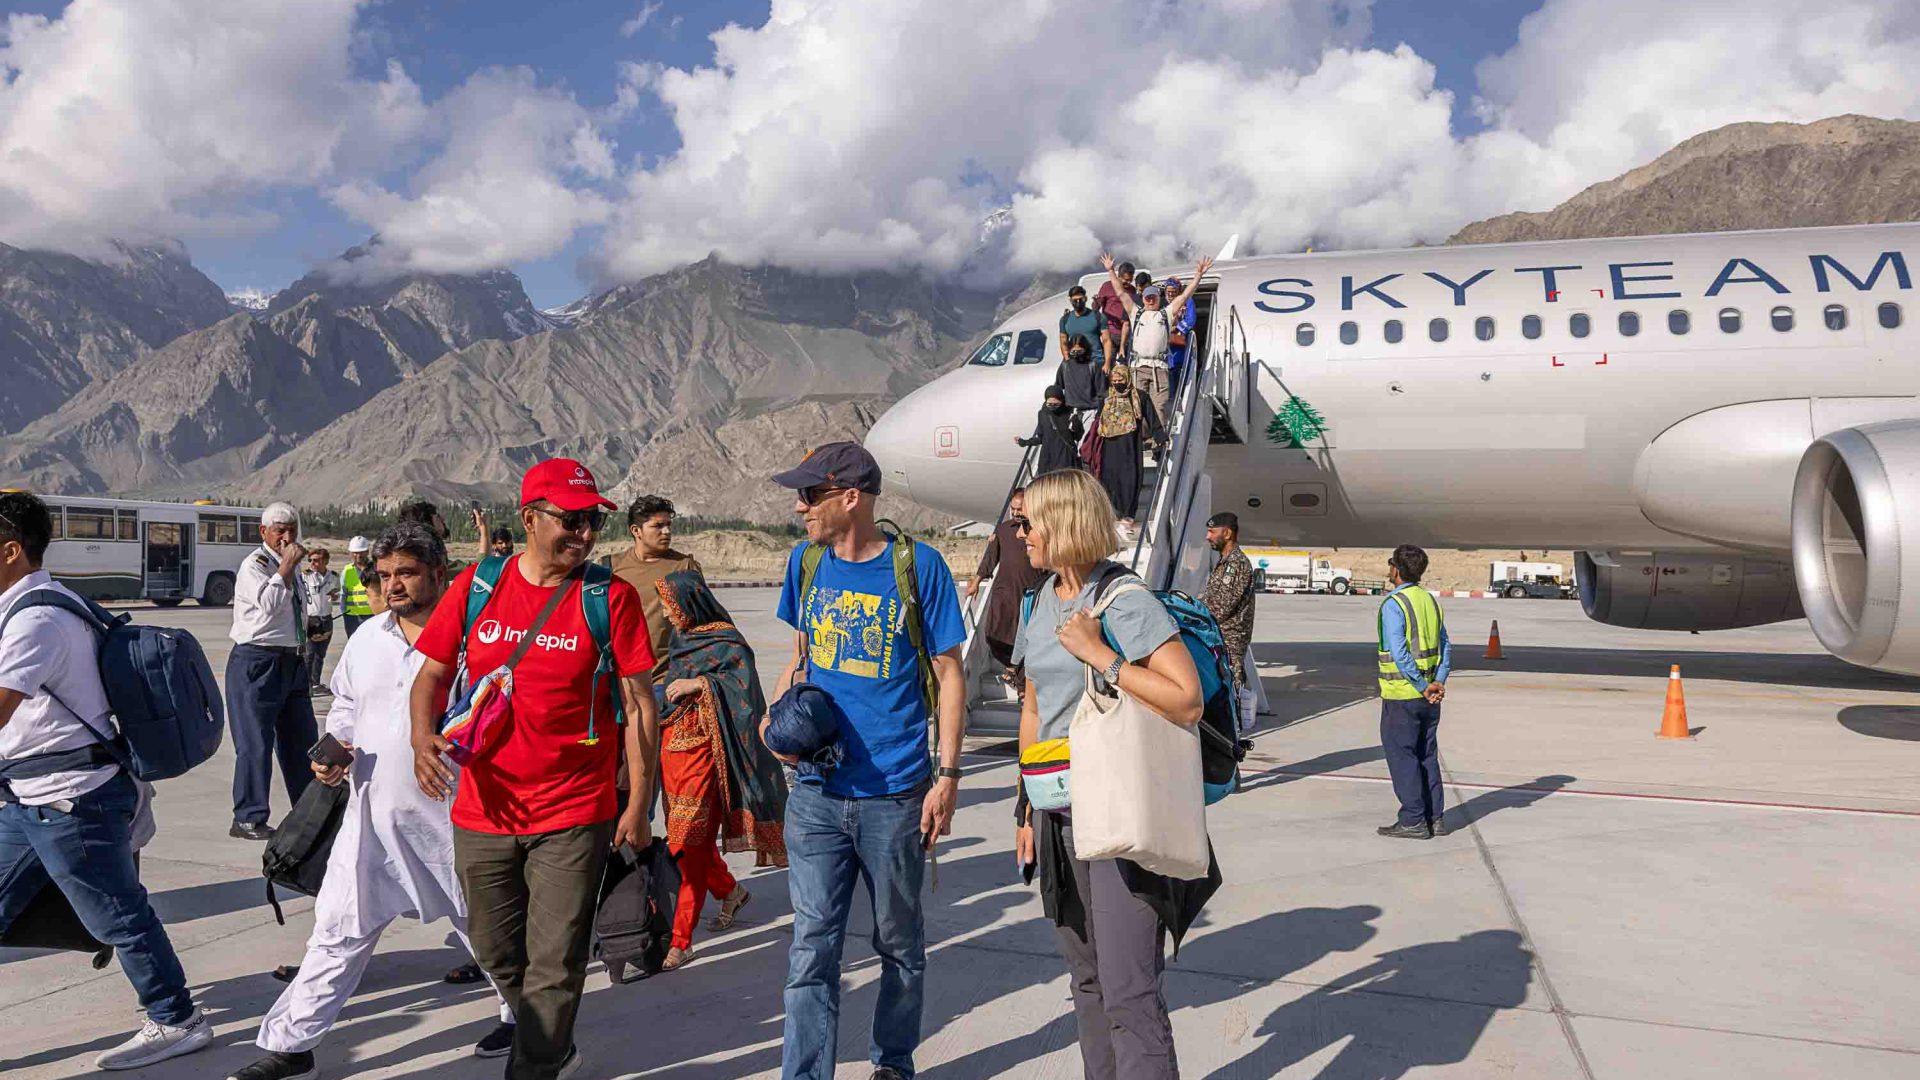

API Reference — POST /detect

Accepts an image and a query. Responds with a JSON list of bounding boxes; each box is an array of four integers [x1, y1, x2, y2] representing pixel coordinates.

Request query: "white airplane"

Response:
[[865, 222, 1920, 676]]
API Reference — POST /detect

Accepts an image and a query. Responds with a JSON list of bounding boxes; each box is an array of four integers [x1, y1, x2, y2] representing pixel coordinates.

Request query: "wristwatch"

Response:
[[936, 766, 963, 781], [1102, 656, 1125, 684]]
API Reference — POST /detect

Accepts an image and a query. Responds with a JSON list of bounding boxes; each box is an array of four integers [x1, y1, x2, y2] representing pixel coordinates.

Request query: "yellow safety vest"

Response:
[[1377, 585, 1444, 700], [341, 564, 373, 616]]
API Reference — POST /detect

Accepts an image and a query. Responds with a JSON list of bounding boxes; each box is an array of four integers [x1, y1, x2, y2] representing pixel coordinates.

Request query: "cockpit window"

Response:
[[1014, 329, 1048, 364], [965, 333, 1011, 367]]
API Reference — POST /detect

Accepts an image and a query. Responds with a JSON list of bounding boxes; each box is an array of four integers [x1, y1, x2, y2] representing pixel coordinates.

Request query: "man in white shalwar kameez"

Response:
[[229, 524, 515, 1080]]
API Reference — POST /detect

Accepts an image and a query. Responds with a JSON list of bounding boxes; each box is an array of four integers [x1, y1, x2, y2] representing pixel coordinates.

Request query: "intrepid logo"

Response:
[[476, 619, 504, 645], [473, 618, 580, 652]]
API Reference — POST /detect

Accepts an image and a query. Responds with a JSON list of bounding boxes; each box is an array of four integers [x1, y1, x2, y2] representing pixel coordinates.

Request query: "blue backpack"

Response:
[[0, 588, 224, 783], [1023, 565, 1246, 803]]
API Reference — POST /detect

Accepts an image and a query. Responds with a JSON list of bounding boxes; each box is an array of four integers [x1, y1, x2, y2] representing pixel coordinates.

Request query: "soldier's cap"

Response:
[[771, 441, 882, 496], [1206, 511, 1240, 530]]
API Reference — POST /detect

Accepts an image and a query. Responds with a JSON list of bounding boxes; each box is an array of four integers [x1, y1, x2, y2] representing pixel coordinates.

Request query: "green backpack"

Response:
[[463, 555, 624, 744], [797, 521, 937, 719]]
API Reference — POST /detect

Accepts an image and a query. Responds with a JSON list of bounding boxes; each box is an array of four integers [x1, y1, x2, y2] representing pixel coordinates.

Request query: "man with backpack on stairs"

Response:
[[0, 491, 213, 1070]]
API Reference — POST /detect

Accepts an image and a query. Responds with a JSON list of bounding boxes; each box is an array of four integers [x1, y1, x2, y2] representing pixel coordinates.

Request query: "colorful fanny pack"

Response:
[[1019, 737, 1073, 812], [439, 571, 581, 767]]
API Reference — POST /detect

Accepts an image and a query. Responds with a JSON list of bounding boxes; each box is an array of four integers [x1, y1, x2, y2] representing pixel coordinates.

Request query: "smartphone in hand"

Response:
[[308, 733, 353, 769]]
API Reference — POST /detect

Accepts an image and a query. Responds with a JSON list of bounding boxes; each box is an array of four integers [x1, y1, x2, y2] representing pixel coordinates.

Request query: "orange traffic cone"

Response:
[[1658, 664, 1691, 739], [1484, 620, 1505, 660]]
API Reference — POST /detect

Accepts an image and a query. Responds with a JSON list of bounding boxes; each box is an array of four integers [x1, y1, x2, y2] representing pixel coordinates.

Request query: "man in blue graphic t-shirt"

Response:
[[767, 441, 967, 1080]]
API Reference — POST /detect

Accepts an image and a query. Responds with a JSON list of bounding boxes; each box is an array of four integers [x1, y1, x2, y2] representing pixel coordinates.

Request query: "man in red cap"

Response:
[[408, 459, 660, 1080]]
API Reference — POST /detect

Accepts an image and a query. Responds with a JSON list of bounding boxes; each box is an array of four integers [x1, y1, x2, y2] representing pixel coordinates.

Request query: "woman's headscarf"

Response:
[[1097, 368, 1141, 437], [657, 569, 788, 866]]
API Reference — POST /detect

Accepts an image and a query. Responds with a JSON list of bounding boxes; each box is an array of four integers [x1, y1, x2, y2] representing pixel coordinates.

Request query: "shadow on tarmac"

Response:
[[1838, 704, 1920, 741], [1442, 774, 1576, 832]]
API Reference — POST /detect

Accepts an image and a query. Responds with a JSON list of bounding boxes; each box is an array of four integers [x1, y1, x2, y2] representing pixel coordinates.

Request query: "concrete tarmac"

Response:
[[4, 592, 1919, 1077]]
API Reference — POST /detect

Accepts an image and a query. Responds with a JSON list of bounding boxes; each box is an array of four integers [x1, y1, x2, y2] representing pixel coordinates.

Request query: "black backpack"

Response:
[[594, 839, 681, 982], [262, 779, 349, 924]]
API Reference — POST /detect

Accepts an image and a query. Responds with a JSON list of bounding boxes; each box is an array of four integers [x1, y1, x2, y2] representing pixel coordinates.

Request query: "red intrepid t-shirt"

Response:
[[417, 558, 655, 835]]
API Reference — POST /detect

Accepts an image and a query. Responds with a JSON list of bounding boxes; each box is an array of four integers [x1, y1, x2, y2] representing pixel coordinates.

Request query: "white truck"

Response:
[[1245, 547, 1355, 595]]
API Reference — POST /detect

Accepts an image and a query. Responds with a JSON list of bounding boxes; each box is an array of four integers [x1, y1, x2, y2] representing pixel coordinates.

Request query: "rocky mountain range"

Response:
[[3, 115, 1917, 525]]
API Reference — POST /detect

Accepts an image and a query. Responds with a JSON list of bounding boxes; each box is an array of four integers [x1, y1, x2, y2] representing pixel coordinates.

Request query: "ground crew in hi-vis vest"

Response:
[[341, 536, 374, 638], [1376, 544, 1452, 840]]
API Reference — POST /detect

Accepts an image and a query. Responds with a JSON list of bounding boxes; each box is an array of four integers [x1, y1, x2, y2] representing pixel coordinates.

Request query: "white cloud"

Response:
[[620, 1, 664, 38], [327, 67, 614, 278], [592, 0, 1920, 282], [0, 0, 425, 257]]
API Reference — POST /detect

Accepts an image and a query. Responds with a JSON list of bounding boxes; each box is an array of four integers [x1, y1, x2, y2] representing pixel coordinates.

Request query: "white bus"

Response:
[[34, 494, 263, 607]]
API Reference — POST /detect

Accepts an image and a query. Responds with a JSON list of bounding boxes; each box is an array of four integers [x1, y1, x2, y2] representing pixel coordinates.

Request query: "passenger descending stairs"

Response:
[[959, 305, 1256, 718]]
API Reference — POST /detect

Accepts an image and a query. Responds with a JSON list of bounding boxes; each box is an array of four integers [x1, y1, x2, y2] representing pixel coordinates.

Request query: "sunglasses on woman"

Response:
[[527, 505, 607, 533]]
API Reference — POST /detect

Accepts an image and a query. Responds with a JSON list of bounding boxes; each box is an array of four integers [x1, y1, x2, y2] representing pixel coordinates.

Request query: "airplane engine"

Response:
[[1575, 551, 1801, 631], [1791, 420, 1920, 675]]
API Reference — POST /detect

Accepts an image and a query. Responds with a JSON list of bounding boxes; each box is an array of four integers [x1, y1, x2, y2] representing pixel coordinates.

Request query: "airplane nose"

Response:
[[866, 394, 917, 500]]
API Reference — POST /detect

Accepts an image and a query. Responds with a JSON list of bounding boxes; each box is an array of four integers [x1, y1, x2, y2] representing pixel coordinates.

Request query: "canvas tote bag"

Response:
[[1065, 580, 1210, 880]]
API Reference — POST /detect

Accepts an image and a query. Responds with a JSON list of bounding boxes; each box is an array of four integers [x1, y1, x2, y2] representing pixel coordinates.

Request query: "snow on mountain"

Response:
[[226, 286, 274, 311]]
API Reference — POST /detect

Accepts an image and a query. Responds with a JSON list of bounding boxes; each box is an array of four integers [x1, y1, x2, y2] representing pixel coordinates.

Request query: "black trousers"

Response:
[[1380, 696, 1443, 828]]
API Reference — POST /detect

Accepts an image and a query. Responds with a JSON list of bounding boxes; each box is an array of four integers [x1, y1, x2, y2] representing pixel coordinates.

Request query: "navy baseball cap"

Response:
[[771, 441, 883, 495]]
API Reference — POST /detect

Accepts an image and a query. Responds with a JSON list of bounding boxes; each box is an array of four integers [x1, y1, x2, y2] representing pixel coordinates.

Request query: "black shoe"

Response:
[[230, 821, 275, 841], [1431, 817, 1452, 837], [270, 964, 300, 983], [443, 962, 485, 985], [91, 945, 114, 970], [1376, 821, 1432, 840], [226, 1050, 317, 1080], [473, 1022, 514, 1059]]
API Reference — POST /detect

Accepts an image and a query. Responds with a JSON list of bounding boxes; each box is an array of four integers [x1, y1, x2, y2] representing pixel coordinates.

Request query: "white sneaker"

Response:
[[95, 1008, 213, 1070]]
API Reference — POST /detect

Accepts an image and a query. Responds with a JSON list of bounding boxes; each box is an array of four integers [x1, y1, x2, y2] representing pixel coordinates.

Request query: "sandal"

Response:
[[708, 886, 751, 932], [661, 946, 693, 971]]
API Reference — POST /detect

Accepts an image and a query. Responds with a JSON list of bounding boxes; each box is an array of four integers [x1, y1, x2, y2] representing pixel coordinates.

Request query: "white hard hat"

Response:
[[347, 535, 371, 553]]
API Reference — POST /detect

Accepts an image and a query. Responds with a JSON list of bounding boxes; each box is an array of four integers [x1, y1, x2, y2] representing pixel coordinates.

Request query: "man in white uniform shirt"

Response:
[[0, 492, 212, 1069], [299, 549, 342, 696], [229, 522, 515, 1080], [227, 501, 320, 841]]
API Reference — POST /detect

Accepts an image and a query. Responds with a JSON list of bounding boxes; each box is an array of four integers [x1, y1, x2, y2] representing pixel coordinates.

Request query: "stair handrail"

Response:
[[1127, 331, 1211, 588]]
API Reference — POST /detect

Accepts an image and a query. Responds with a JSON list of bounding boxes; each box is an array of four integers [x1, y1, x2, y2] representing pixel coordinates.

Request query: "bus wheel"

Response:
[[152, 598, 184, 608], [200, 573, 235, 607]]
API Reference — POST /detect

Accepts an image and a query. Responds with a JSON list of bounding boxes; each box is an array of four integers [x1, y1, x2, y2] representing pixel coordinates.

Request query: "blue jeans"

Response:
[[0, 771, 194, 1025], [782, 779, 928, 1080]]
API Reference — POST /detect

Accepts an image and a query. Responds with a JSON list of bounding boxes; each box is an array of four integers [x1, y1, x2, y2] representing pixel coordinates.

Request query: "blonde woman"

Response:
[[1010, 469, 1216, 1080]]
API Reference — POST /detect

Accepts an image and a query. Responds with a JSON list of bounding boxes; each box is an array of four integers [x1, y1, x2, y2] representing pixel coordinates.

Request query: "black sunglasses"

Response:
[[800, 485, 852, 507], [527, 505, 607, 533], [1011, 515, 1032, 535]]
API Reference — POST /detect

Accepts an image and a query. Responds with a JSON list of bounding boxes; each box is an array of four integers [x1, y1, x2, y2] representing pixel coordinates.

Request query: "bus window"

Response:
[[65, 507, 115, 540], [48, 508, 64, 541], [116, 512, 137, 541], [199, 515, 240, 545], [965, 333, 1011, 367], [1013, 329, 1047, 364]]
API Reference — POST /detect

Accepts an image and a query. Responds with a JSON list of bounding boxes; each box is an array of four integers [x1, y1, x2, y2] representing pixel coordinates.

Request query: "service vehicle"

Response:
[[32, 494, 264, 606], [1245, 547, 1354, 594], [1493, 577, 1575, 599]]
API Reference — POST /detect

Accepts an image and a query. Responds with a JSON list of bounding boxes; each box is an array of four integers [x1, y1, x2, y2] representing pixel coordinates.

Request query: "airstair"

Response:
[[957, 302, 1257, 719]]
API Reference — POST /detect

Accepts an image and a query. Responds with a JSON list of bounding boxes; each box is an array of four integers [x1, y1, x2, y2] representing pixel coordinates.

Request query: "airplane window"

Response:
[[1879, 302, 1903, 329], [1770, 306, 1794, 332], [1824, 304, 1848, 331], [1383, 319, 1403, 344], [1521, 315, 1541, 340], [1474, 316, 1495, 341], [1668, 310, 1690, 335], [1295, 323, 1316, 347], [1718, 308, 1742, 333], [1339, 321, 1358, 345], [1428, 318, 1449, 343], [1014, 329, 1048, 364], [966, 333, 1011, 367], [1618, 311, 1641, 337], [1569, 313, 1590, 338]]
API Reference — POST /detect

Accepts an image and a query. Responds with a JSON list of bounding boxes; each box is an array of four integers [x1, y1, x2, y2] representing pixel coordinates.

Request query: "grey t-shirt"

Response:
[[1012, 564, 1180, 743]]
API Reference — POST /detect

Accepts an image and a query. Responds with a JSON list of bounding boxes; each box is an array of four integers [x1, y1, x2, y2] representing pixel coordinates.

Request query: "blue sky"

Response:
[[0, 1, 1540, 306]]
